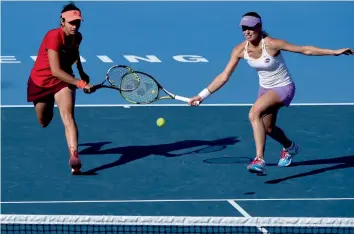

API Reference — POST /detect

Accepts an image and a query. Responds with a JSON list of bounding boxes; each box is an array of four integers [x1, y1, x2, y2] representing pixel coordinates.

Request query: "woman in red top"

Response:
[[27, 3, 92, 175]]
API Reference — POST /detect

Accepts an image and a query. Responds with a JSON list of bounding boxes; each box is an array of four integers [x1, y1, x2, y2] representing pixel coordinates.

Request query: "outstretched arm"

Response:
[[188, 43, 244, 105], [267, 38, 353, 56], [207, 49, 241, 92]]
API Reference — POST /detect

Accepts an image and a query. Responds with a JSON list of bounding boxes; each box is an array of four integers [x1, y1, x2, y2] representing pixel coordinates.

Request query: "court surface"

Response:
[[2, 105, 354, 218], [1, 0, 354, 232]]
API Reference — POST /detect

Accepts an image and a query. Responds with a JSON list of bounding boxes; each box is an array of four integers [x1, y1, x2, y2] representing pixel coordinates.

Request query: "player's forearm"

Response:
[[197, 74, 229, 101], [302, 46, 335, 56], [76, 60, 85, 75], [207, 74, 229, 93], [75, 61, 90, 82]]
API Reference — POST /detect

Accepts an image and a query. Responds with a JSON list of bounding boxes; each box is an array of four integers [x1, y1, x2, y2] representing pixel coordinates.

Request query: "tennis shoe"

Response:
[[69, 148, 82, 175], [278, 142, 300, 167], [247, 157, 267, 175]]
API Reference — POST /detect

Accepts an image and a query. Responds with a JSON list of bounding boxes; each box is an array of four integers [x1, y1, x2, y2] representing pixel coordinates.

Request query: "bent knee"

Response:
[[38, 115, 53, 128], [40, 122, 49, 128], [248, 111, 255, 122], [248, 107, 263, 123], [264, 126, 274, 134]]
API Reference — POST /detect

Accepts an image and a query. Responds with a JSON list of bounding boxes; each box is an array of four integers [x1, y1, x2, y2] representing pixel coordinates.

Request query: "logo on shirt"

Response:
[[264, 58, 270, 63]]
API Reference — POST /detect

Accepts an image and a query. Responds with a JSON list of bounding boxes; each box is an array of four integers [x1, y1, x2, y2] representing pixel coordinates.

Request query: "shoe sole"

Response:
[[248, 167, 266, 175], [71, 169, 81, 175], [278, 159, 292, 167]]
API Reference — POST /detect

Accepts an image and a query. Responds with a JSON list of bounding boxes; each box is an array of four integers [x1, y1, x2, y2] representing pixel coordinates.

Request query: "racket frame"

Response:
[[84, 65, 139, 93], [120, 71, 190, 104]]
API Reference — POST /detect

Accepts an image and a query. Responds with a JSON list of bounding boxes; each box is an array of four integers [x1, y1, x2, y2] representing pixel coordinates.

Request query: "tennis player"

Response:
[[188, 12, 353, 175], [27, 3, 92, 174]]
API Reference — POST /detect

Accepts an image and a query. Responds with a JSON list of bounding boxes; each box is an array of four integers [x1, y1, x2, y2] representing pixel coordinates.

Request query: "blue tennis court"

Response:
[[1, 1, 354, 233]]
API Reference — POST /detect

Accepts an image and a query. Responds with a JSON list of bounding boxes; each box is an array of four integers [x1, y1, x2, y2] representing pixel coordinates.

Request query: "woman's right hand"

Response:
[[188, 96, 202, 106], [83, 83, 94, 94]]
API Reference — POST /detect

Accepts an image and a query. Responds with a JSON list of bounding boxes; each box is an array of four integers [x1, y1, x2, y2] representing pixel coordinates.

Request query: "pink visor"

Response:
[[61, 10, 83, 22]]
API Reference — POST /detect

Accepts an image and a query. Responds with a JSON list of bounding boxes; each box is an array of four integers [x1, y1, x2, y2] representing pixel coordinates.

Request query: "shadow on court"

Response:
[[203, 156, 253, 165], [265, 155, 354, 184], [77, 137, 240, 175]]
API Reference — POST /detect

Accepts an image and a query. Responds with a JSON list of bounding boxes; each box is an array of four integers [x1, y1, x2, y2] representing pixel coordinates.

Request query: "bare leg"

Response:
[[248, 91, 284, 160], [33, 97, 55, 128], [262, 109, 292, 149], [54, 86, 81, 173]]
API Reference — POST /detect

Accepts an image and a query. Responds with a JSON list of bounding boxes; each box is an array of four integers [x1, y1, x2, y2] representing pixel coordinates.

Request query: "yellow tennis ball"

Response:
[[156, 118, 165, 127]]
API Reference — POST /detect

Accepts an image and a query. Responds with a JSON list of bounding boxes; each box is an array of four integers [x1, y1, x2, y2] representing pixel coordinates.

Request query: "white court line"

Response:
[[0, 0, 344, 1], [2, 197, 354, 204], [1, 102, 354, 108], [228, 200, 268, 234], [228, 200, 252, 218]]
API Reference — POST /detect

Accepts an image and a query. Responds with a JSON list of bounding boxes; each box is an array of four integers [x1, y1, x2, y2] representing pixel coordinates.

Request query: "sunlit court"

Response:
[[1, 1, 354, 233]]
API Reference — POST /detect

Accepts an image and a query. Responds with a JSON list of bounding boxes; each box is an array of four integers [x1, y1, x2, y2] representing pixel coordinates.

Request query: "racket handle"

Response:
[[174, 95, 190, 103], [174, 95, 201, 106], [83, 85, 100, 94]]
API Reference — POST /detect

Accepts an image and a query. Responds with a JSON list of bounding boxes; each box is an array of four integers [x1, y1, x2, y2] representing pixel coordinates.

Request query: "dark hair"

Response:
[[242, 12, 268, 38], [60, 2, 81, 23], [61, 2, 80, 13]]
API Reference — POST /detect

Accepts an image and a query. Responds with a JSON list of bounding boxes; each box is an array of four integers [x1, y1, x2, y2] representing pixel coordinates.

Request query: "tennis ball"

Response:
[[156, 118, 165, 127]]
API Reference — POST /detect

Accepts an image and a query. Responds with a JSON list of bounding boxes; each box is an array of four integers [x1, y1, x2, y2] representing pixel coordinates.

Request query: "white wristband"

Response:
[[198, 88, 211, 100]]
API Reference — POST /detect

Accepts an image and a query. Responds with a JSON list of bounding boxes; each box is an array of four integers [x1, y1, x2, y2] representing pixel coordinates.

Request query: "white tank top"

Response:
[[244, 39, 293, 88]]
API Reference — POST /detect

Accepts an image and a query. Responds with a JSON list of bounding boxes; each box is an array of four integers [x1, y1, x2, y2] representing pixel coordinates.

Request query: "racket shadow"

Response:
[[77, 137, 240, 175]]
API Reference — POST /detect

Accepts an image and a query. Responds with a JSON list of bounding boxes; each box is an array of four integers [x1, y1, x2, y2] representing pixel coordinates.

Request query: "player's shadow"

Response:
[[265, 155, 354, 184], [77, 137, 240, 175]]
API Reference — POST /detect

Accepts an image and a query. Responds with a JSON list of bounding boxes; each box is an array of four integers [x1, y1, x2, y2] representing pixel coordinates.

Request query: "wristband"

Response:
[[198, 88, 211, 100], [76, 80, 87, 89]]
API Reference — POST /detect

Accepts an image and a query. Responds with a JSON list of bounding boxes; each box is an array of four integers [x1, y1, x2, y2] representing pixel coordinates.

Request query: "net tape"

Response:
[[2, 215, 354, 227]]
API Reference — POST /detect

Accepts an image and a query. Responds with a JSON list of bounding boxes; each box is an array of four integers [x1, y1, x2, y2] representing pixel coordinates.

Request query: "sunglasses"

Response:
[[241, 25, 258, 31]]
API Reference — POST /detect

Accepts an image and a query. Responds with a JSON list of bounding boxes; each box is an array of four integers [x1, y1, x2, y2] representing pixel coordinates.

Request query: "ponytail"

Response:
[[262, 30, 269, 38]]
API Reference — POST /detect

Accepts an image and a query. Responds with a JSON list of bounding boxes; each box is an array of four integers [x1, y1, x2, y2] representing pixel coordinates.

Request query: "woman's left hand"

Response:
[[333, 48, 353, 56]]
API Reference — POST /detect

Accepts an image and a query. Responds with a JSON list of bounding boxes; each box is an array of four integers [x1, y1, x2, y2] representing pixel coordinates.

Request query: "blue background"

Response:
[[1, 1, 354, 105]]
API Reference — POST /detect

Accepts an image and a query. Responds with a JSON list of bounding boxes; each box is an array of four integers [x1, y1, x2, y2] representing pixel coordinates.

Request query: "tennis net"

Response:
[[1, 214, 354, 233]]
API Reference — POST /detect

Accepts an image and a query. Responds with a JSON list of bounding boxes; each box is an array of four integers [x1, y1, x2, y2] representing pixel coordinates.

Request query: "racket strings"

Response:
[[107, 67, 140, 91], [120, 73, 140, 91], [120, 73, 159, 104], [106, 67, 127, 84]]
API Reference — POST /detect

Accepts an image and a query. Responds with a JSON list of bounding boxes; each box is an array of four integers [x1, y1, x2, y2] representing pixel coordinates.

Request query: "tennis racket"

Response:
[[84, 65, 140, 93], [119, 71, 191, 104]]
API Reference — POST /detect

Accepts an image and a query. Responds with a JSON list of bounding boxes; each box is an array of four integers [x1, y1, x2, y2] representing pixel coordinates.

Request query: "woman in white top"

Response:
[[188, 12, 353, 175]]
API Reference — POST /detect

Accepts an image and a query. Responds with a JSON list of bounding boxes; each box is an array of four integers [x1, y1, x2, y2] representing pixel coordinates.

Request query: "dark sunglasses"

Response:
[[242, 25, 257, 31]]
